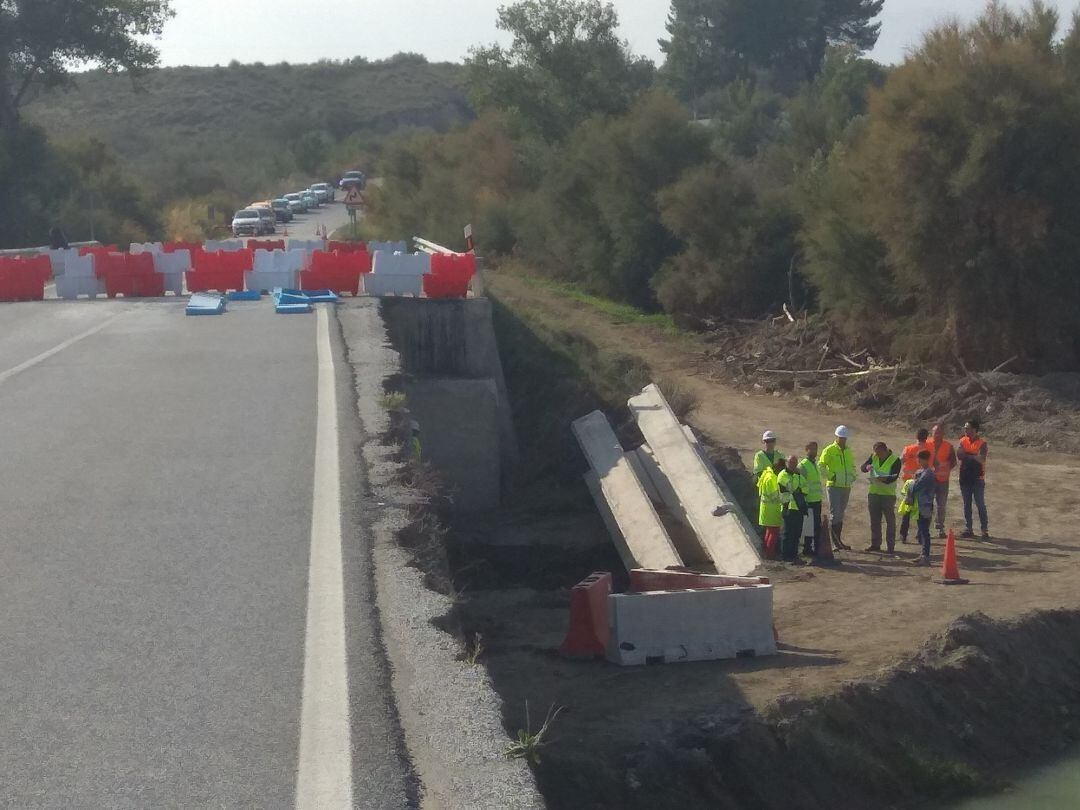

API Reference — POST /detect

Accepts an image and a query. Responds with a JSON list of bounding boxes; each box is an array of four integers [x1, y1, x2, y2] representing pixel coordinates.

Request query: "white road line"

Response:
[[296, 306, 354, 809], [0, 313, 124, 387]]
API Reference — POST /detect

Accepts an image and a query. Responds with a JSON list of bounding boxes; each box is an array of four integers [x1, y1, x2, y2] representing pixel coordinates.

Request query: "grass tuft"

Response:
[[504, 701, 564, 765]]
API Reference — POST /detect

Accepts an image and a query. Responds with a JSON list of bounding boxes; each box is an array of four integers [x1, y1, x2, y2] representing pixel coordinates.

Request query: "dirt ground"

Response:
[[461, 272, 1080, 807]]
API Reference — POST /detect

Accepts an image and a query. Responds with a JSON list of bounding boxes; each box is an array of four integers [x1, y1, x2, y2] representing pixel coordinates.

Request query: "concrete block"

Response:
[[572, 411, 683, 572], [368, 241, 408, 255], [48, 248, 79, 276], [682, 425, 760, 554], [629, 385, 761, 576], [404, 378, 501, 512], [60, 253, 96, 279], [607, 585, 776, 666], [372, 251, 430, 276], [55, 274, 106, 300], [363, 274, 423, 297]]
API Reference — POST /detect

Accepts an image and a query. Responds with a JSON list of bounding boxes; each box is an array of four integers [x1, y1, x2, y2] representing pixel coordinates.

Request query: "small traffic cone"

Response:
[[814, 525, 840, 567], [938, 530, 969, 585]]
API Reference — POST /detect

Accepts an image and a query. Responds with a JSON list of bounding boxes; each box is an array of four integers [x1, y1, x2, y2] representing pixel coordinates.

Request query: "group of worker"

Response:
[[754, 421, 989, 566]]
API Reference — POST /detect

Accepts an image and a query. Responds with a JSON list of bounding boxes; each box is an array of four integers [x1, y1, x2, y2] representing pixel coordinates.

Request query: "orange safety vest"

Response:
[[927, 438, 955, 484], [901, 442, 927, 481], [959, 436, 987, 479]]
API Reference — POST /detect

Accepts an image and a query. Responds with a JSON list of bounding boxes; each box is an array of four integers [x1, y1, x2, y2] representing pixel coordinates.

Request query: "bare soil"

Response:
[[450, 271, 1080, 808]]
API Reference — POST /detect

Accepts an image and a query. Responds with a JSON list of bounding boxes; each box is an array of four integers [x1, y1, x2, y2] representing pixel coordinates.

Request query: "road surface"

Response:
[[0, 299, 412, 807], [253, 199, 352, 242]]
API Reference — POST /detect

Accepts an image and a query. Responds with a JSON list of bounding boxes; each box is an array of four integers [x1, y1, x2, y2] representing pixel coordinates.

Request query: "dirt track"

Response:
[[486, 271, 1080, 705]]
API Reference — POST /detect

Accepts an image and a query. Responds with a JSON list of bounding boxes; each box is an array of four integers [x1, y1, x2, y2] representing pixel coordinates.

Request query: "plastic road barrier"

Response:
[[368, 241, 408, 255], [248, 239, 285, 251], [153, 250, 191, 295], [185, 293, 227, 315], [0, 255, 51, 301], [327, 240, 367, 254], [187, 250, 250, 293], [54, 254, 106, 299], [247, 250, 304, 292], [372, 251, 430, 276], [95, 252, 164, 298], [298, 250, 370, 296], [423, 253, 476, 299]]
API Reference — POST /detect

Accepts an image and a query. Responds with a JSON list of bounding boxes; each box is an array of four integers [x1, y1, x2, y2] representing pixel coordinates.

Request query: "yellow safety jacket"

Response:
[[798, 458, 822, 503], [754, 449, 783, 480], [898, 479, 920, 520], [868, 453, 900, 497], [820, 441, 857, 489], [776, 470, 805, 513], [757, 467, 783, 528]]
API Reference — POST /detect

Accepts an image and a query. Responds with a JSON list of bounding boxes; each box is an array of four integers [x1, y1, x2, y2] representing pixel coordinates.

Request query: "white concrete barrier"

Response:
[[607, 584, 776, 666], [153, 250, 190, 295], [130, 242, 163, 255], [47, 248, 79, 276], [368, 240, 408, 255], [55, 255, 105, 299], [362, 274, 423, 297], [204, 239, 245, 252], [247, 250, 304, 292], [372, 251, 430, 276], [287, 239, 326, 253]]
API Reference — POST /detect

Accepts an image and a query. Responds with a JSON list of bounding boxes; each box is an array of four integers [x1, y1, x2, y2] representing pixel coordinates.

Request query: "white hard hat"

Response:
[[762, 430, 777, 441], [835, 425, 851, 438]]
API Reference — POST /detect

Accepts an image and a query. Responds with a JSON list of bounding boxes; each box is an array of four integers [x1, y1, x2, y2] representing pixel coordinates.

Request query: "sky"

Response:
[[153, 0, 1078, 68]]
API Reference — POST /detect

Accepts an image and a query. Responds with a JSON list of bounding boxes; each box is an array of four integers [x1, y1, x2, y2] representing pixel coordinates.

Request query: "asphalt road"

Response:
[[252, 199, 353, 242], [0, 299, 412, 807]]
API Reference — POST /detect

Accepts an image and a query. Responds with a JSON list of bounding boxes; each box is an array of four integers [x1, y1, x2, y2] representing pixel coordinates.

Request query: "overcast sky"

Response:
[[154, 0, 1078, 68]]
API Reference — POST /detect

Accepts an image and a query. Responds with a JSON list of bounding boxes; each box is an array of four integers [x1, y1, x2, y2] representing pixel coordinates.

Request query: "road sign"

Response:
[[344, 188, 365, 209]]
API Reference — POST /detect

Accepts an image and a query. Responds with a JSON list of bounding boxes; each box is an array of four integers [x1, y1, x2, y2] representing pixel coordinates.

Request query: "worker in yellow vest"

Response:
[[819, 425, 856, 551], [860, 441, 901, 553], [753, 430, 783, 481], [798, 442, 823, 557], [757, 457, 785, 560], [777, 455, 809, 564]]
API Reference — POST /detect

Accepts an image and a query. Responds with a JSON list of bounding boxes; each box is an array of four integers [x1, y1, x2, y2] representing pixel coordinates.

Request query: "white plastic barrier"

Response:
[[368, 241, 408, 255], [54, 254, 106, 299], [153, 250, 190, 295], [287, 239, 326, 253], [47, 248, 79, 276], [204, 240, 245, 252], [247, 250, 304, 291], [363, 274, 423, 297], [371, 251, 430, 276], [130, 242, 163, 255]]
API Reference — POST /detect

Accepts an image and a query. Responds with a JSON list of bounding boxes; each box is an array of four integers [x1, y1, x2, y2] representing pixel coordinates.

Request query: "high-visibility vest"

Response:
[[927, 438, 954, 483], [758, 468, 783, 527], [777, 470, 804, 512], [820, 442, 856, 488], [868, 453, 899, 496], [898, 479, 920, 520], [901, 442, 927, 481], [754, 449, 782, 480], [959, 436, 987, 479], [798, 458, 822, 503]]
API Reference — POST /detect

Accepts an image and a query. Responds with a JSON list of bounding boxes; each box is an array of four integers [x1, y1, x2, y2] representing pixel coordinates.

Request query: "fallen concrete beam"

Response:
[[607, 584, 776, 666], [628, 385, 762, 576], [572, 411, 683, 571], [681, 425, 761, 556]]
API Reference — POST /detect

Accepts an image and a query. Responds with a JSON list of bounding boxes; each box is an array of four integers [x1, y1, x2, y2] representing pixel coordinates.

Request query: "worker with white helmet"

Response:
[[819, 425, 857, 551], [753, 430, 783, 481]]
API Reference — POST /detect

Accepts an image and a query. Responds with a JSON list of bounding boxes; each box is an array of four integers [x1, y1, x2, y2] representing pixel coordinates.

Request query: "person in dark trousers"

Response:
[[48, 226, 69, 250], [860, 441, 902, 553], [777, 455, 808, 565], [798, 442, 823, 556], [899, 428, 930, 543], [909, 450, 938, 566], [958, 419, 990, 538]]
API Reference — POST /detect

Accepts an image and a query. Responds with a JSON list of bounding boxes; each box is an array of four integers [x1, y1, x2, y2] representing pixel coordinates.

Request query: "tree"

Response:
[[0, 0, 173, 129], [659, 0, 882, 100], [467, 0, 654, 141], [799, 1, 1080, 370]]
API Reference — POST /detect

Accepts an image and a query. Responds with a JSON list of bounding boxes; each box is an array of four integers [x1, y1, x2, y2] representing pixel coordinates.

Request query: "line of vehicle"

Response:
[[295, 306, 354, 809], [0, 312, 124, 387]]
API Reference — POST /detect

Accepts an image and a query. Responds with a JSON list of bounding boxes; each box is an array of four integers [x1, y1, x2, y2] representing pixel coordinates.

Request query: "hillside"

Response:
[[24, 55, 471, 191]]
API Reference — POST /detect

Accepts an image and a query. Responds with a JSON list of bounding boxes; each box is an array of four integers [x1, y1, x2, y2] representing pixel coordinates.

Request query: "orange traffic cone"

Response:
[[938, 530, 969, 585], [814, 514, 840, 566]]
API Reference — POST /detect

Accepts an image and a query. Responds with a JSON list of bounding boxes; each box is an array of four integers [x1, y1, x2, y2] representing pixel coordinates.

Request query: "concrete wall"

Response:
[[379, 298, 518, 512]]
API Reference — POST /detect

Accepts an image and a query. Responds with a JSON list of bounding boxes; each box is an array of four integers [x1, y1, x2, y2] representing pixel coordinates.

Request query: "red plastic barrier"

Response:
[[424, 253, 476, 299], [95, 252, 164, 298], [559, 572, 612, 659], [0, 255, 51, 301], [187, 250, 248, 293], [298, 250, 369, 295], [248, 239, 285, 251], [327, 240, 367, 254]]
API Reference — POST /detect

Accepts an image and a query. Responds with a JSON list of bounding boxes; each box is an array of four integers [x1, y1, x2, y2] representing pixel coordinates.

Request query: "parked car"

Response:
[[271, 198, 293, 223], [283, 193, 305, 213], [232, 209, 264, 237], [310, 183, 334, 202], [339, 170, 366, 191], [301, 191, 319, 209], [308, 185, 329, 203]]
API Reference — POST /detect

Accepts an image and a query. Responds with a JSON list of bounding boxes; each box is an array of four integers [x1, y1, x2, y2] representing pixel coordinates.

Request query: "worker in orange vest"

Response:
[[899, 428, 930, 544], [926, 423, 957, 539], [958, 419, 989, 538]]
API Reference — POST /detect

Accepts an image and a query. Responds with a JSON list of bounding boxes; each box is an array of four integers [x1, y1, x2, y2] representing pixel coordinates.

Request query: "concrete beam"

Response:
[[572, 410, 683, 572], [628, 384, 762, 576]]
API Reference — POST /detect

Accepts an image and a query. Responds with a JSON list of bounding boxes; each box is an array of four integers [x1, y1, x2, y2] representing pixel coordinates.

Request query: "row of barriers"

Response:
[[2, 239, 477, 302]]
